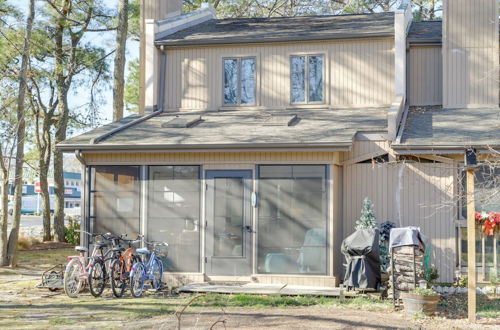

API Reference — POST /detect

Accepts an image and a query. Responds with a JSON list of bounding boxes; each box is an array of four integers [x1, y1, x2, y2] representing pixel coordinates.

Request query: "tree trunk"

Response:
[[6, 0, 35, 267], [53, 95, 69, 242], [39, 158, 51, 241], [0, 168, 9, 266], [113, 0, 128, 121], [52, 0, 71, 243]]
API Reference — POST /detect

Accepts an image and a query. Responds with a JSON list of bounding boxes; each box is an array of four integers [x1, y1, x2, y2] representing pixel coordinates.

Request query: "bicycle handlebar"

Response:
[[144, 240, 169, 247]]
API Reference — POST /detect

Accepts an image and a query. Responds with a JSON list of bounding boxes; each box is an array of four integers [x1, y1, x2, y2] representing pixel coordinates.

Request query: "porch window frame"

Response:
[[222, 56, 257, 106], [456, 165, 499, 281], [289, 53, 326, 105], [86, 165, 142, 241], [255, 164, 330, 276], [146, 165, 203, 274]]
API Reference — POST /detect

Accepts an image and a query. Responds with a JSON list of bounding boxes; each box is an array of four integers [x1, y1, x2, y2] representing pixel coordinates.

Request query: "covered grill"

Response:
[[341, 228, 381, 289]]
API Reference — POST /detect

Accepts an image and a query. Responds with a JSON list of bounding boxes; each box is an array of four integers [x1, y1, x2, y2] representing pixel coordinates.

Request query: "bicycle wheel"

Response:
[[130, 262, 145, 298], [110, 259, 126, 298], [64, 259, 83, 298], [150, 258, 163, 290], [88, 258, 106, 297]]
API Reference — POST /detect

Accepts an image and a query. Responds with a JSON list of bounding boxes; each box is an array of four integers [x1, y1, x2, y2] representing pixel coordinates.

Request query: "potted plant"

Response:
[[401, 288, 441, 316]]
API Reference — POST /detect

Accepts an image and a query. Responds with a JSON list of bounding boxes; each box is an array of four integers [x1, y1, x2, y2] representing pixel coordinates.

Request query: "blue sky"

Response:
[[12, 0, 139, 136]]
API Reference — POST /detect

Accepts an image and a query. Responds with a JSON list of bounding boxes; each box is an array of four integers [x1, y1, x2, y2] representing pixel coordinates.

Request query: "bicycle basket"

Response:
[[154, 243, 169, 258]]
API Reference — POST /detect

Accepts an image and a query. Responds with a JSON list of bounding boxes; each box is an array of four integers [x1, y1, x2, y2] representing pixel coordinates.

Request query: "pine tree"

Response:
[[355, 198, 378, 230]]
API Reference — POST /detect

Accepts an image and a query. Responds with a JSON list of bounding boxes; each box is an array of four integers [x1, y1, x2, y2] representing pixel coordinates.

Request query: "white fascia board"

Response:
[[155, 5, 216, 41]]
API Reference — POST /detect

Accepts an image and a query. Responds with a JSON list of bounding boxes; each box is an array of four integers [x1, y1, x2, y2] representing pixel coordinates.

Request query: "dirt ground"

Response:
[[125, 305, 499, 330], [0, 246, 498, 329]]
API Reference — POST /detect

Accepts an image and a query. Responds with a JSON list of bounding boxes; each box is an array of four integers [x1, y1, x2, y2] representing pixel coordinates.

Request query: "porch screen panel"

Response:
[[90, 166, 140, 237], [258, 165, 327, 275], [148, 166, 201, 272]]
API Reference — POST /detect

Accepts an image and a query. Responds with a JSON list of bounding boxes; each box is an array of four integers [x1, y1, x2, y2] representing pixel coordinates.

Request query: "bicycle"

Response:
[[130, 241, 168, 298], [109, 235, 142, 298], [63, 231, 119, 298], [87, 233, 126, 297]]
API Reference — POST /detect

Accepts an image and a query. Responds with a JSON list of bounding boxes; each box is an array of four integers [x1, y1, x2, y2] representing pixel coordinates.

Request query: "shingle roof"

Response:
[[393, 107, 500, 150], [408, 20, 500, 44], [58, 108, 388, 151], [407, 21, 442, 44], [156, 13, 395, 46]]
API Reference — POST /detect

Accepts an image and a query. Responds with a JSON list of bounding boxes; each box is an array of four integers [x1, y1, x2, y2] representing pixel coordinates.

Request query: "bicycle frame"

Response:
[[131, 242, 165, 284], [142, 250, 160, 282], [66, 243, 114, 282], [117, 245, 137, 280]]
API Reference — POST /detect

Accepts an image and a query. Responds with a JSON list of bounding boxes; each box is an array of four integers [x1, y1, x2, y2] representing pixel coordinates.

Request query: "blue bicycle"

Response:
[[129, 241, 168, 297]]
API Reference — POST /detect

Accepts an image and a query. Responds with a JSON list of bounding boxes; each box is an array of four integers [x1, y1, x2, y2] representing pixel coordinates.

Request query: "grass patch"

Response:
[[478, 296, 500, 318], [19, 248, 73, 268], [193, 294, 391, 311], [48, 316, 73, 326], [439, 294, 500, 319]]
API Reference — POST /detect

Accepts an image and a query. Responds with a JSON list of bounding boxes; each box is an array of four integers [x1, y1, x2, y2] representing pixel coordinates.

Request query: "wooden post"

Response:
[[466, 168, 477, 323]]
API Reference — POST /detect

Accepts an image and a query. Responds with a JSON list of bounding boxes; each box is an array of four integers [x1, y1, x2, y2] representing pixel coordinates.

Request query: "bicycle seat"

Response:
[[75, 246, 88, 252], [95, 243, 107, 248], [113, 247, 126, 252], [137, 248, 150, 255]]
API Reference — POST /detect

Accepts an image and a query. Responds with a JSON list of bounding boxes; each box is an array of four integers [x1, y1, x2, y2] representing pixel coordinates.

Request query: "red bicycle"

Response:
[[109, 235, 142, 298]]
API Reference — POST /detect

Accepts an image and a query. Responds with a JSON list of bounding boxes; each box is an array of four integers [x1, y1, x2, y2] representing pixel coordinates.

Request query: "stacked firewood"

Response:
[[388, 245, 425, 299]]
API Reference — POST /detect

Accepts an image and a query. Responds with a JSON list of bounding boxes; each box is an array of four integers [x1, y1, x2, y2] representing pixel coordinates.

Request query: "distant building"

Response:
[[2, 171, 81, 214]]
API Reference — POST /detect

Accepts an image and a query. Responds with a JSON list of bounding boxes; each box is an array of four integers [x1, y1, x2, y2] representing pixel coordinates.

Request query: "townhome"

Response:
[[58, 0, 499, 287]]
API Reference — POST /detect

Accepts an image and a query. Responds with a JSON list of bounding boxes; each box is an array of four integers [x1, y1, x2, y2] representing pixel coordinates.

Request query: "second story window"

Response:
[[290, 55, 324, 104], [223, 57, 256, 106]]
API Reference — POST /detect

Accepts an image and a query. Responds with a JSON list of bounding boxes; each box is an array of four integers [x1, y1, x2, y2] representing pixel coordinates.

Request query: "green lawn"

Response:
[[194, 293, 391, 311]]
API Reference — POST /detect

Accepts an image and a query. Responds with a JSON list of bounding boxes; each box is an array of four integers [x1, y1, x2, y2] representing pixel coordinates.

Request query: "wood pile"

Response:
[[388, 245, 425, 299]]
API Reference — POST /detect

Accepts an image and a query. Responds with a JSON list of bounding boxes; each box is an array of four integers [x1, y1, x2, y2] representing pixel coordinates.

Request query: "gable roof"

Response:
[[156, 12, 395, 47], [57, 108, 388, 152]]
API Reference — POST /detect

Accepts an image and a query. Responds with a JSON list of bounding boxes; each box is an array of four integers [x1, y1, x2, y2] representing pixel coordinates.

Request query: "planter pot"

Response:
[[401, 292, 440, 316]]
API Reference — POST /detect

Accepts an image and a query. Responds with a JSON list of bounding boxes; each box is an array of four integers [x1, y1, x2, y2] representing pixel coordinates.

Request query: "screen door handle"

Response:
[[244, 225, 253, 233]]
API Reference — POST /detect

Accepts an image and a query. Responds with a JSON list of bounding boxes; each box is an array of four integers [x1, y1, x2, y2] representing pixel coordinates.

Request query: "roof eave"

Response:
[[392, 144, 500, 154], [56, 142, 353, 153], [155, 33, 394, 47]]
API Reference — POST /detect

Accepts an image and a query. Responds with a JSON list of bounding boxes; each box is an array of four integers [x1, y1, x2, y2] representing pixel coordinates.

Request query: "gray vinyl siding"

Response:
[[164, 39, 395, 111], [409, 46, 443, 106], [442, 0, 499, 107]]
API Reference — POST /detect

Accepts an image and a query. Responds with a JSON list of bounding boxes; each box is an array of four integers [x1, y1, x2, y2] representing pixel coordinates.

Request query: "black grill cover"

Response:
[[341, 228, 381, 289]]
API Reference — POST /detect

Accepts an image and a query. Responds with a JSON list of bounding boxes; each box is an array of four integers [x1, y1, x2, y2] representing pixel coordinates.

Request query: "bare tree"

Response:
[[6, 0, 35, 267], [28, 74, 57, 241], [0, 122, 16, 265], [50, 0, 111, 242], [113, 0, 128, 121]]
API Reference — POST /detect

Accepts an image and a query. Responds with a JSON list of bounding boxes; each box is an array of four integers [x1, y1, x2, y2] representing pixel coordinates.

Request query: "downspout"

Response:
[[74, 149, 86, 165]]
